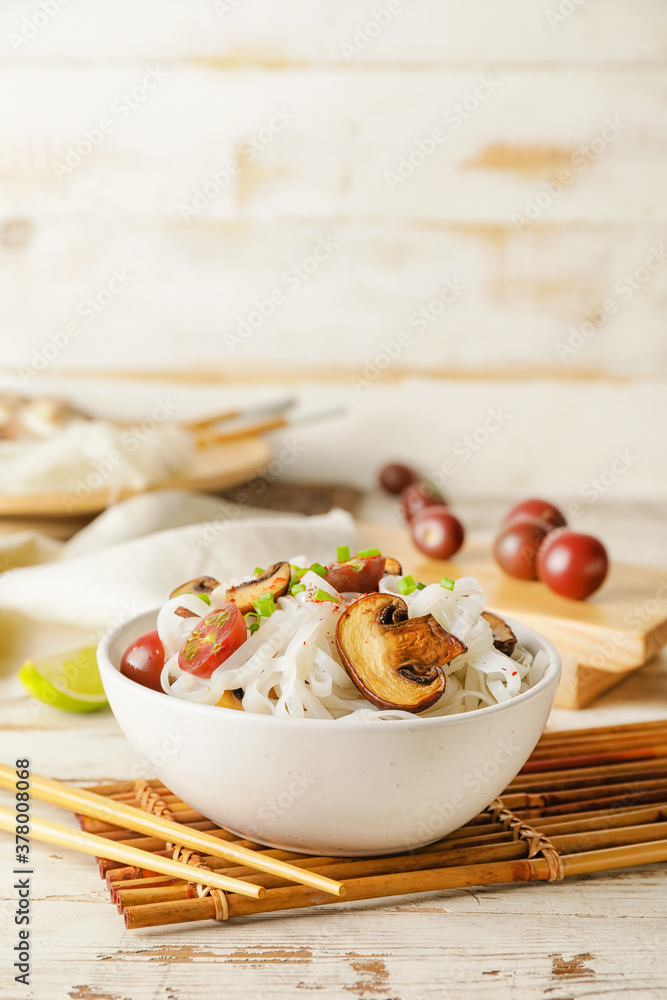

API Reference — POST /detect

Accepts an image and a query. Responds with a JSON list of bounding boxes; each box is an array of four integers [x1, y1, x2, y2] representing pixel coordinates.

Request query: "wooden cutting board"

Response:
[[357, 523, 667, 709], [0, 436, 271, 518]]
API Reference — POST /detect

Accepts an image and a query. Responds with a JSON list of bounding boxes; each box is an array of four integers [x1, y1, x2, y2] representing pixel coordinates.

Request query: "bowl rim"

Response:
[[98, 607, 561, 731]]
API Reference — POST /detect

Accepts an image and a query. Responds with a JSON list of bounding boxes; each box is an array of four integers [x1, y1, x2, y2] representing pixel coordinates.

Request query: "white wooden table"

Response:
[[1, 502, 667, 1000]]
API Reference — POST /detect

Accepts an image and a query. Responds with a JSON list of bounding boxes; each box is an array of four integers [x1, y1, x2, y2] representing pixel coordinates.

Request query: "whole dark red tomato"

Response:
[[494, 522, 548, 580], [536, 530, 609, 600], [379, 462, 417, 495], [503, 498, 566, 534], [401, 481, 443, 523], [324, 556, 386, 594], [120, 629, 165, 692], [411, 506, 464, 560], [178, 603, 247, 678]]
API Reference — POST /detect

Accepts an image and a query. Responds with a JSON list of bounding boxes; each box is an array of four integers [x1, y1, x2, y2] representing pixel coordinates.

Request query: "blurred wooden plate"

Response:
[[0, 436, 271, 518]]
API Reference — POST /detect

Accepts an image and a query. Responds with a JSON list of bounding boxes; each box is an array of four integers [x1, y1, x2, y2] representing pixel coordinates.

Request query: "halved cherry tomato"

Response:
[[178, 603, 247, 678], [324, 556, 386, 594], [121, 630, 165, 693]]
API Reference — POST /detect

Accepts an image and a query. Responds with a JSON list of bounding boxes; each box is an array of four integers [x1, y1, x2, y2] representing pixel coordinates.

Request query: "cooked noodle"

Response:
[[158, 566, 549, 721]]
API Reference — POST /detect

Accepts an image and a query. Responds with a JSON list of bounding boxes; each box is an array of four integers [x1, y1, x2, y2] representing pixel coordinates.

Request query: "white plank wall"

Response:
[[0, 0, 666, 62], [0, 1, 664, 494]]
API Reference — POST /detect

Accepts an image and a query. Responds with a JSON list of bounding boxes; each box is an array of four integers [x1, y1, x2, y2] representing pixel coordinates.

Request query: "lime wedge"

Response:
[[19, 645, 108, 713]]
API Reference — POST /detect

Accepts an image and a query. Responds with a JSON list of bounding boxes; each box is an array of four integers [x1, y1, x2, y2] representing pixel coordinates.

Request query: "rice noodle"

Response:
[[157, 563, 550, 721]]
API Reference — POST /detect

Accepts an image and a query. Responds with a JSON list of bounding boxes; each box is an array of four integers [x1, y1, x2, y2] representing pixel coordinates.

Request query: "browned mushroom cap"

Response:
[[223, 562, 291, 614], [481, 611, 517, 657], [169, 576, 220, 600], [383, 556, 403, 576], [336, 592, 467, 713], [215, 688, 244, 712]]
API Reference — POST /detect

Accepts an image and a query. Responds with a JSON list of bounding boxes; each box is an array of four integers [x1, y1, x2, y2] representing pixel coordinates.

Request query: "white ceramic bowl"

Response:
[[98, 611, 560, 856]]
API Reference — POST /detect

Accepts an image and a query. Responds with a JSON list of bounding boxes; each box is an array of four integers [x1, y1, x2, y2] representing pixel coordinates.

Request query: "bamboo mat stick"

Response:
[[86, 786, 666, 886], [83, 778, 166, 797], [123, 857, 550, 929], [106, 801, 667, 875], [526, 801, 667, 829], [101, 832, 260, 859], [537, 719, 667, 743], [528, 804, 667, 834], [511, 787, 667, 819], [502, 776, 667, 810], [102, 842, 314, 884], [0, 806, 263, 899], [453, 805, 667, 844], [0, 765, 344, 898], [123, 837, 667, 930], [533, 726, 667, 748], [79, 817, 216, 839], [100, 823, 507, 879], [510, 758, 667, 790], [520, 746, 667, 773], [115, 820, 667, 909], [99, 800, 667, 885], [107, 800, 667, 892], [531, 735, 667, 762], [562, 838, 667, 875], [115, 842, 531, 907]]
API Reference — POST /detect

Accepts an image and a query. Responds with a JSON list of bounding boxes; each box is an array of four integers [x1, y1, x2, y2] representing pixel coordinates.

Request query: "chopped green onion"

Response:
[[314, 589, 338, 603], [356, 547, 381, 558], [252, 593, 276, 618], [416, 582, 426, 591], [243, 612, 260, 635], [290, 565, 308, 580], [197, 593, 211, 605], [309, 562, 327, 578], [397, 575, 417, 596], [291, 583, 306, 595], [440, 576, 455, 591], [254, 567, 265, 577], [336, 545, 351, 563]]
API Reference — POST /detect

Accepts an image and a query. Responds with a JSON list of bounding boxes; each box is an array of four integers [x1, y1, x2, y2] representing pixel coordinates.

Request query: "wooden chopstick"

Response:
[[185, 397, 296, 433], [194, 406, 346, 448], [194, 415, 289, 447], [0, 765, 344, 898], [186, 407, 245, 432], [0, 805, 263, 899]]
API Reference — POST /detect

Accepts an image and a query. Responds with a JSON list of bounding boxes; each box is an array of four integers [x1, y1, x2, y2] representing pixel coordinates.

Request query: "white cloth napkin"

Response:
[[0, 491, 356, 666]]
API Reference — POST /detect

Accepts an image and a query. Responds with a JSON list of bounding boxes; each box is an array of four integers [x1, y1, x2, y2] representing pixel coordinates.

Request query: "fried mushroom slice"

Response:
[[169, 576, 220, 600], [220, 562, 291, 615], [336, 592, 467, 713], [215, 688, 244, 712], [383, 556, 403, 576], [481, 611, 517, 657]]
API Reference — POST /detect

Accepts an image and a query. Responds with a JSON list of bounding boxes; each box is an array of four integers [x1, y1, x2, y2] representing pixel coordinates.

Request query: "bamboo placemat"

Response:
[[75, 719, 667, 929]]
